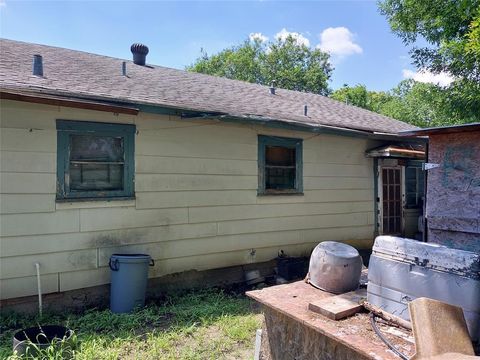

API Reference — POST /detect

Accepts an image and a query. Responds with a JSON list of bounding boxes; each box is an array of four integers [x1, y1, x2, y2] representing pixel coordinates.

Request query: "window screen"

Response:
[[258, 135, 303, 195], [56, 120, 135, 200]]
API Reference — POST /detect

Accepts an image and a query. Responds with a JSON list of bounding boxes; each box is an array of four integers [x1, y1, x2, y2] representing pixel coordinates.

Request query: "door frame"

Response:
[[377, 164, 405, 236]]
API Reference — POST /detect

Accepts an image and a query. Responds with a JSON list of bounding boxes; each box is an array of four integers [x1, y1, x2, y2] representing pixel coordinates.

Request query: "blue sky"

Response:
[[0, 0, 435, 91]]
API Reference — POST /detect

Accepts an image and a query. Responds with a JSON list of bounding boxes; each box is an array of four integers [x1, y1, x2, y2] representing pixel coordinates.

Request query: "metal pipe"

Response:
[[254, 329, 262, 360], [33, 55, 43, 76], [35, 263, 43, 317]]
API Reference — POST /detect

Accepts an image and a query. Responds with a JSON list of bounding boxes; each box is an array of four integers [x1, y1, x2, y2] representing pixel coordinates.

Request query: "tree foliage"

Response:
[[332, 80, 480, 127], [379, 0, 480, 82], [379, 0, 480, 122], [187, 37, 333, 95]]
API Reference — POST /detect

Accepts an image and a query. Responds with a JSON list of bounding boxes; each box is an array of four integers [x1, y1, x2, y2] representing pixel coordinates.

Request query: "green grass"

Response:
[[0, 289, 262, 360]]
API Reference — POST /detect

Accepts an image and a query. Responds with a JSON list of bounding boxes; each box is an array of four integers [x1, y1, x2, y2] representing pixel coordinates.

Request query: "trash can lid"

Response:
[[110, 254, 151, 263]]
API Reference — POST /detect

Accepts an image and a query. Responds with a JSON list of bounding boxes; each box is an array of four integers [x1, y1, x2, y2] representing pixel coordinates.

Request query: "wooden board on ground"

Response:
[[308, 288, 366, 320]]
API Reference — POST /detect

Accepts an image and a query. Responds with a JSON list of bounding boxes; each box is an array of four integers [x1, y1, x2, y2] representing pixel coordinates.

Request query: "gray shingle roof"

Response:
[[0, 38, 416, 134]]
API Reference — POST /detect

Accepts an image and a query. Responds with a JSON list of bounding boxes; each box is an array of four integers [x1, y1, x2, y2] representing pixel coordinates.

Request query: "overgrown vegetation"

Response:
[[0, 289, 262, 360]]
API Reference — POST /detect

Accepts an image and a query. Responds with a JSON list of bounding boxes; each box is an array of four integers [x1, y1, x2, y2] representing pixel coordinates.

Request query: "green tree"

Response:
[[379, 0, 480, 122], [331, 81, 480, 127], [379, 0, 480, 82], [187, 37, 333, 95], [331, 84, 370, 109]]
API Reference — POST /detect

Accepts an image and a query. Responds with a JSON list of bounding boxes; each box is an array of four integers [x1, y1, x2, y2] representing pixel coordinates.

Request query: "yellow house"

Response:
[[0, 39, 425, 309]]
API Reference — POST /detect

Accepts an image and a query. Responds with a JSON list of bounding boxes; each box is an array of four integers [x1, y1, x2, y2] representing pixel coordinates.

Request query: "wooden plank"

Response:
[[0, 99, 136, 129], [0, 91, 139, 115], [148, 242, 315, 278], [0, 194, 55, 214], [0, 210, 79, 237], [0, 249, 97, 279], [301, 226, 373, 243], [97, 230, 303, 266], [135, 174, 257, 192], [138, 124, 256, 145], [0, 223, 217, 257], [304, 177, 372, 190], [304, 163, 371, 178], [136, 156, 257, 175], [0, 151, 56, 173], [135, 113, 206, 130], [188, 202, 373, 223], [256, 189, 373, 204], [135, 190, 257, 209], [217, 212, 368, 235], [0, 274, 59, 300], [137, 134, 257, 159], [308, 289, 367, 320], [79, 207, 188, 232], [0, 128, 56, 152], [0, 99, 58, 129], [304, 137, 371, 165], [0, 172, 56, 194], [59, 267, 110, 292]]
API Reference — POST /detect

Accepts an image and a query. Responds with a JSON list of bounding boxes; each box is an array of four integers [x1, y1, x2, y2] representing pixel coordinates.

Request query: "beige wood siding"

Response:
[[0, 99, 375, 300]]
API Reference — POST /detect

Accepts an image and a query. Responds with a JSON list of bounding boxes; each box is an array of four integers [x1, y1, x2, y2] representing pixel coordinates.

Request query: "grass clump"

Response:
[[0, 288, 262, 360]]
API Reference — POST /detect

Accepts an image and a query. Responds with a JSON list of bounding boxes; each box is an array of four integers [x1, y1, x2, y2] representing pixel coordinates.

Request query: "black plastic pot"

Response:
[[277, 257, 308, 280], [13, 325, 73, 357]]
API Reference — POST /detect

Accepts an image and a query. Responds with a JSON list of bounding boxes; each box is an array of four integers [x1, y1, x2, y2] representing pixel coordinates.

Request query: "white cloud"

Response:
[[249, 32, 268, 43], [402, 68, 454, 87], [275, 28, 310, 47], [317, 27, 362, 57]]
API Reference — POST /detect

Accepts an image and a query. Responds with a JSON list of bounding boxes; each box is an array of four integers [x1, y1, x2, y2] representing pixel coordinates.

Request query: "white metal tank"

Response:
[[307, 241, 362, 294]]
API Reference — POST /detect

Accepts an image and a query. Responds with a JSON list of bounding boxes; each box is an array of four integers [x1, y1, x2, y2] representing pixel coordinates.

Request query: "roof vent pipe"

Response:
[[269, 80, 276, 95], [122, 61, 127, 76], [304, 104, 308, 116], [131, 43, 149, 66], [32, 54, 43, 76]]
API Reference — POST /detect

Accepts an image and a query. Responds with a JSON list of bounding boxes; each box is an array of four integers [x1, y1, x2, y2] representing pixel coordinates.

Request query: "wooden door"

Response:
[[380, 167, 403, 235]]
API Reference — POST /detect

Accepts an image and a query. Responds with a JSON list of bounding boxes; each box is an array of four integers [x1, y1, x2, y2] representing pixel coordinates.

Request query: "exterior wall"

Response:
[[426, 130, 480, 252], [0, 99, 376, 301]]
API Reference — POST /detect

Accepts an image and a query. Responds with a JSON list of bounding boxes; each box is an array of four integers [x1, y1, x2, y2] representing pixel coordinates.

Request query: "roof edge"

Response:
[[1, 86, 422, 142], [400, 122, 480, 136]]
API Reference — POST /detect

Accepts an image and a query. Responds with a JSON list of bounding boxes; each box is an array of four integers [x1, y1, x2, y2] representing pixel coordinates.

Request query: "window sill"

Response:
[[257, 190, 304, 196], [55, 197, 136, 210]]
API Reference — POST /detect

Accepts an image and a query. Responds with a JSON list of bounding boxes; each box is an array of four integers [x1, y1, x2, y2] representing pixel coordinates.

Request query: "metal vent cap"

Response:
[[130, 43, 149, 65]]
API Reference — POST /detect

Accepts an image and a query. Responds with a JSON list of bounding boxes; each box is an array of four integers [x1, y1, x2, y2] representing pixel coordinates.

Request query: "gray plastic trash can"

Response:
[[109, 254, 154, 313]]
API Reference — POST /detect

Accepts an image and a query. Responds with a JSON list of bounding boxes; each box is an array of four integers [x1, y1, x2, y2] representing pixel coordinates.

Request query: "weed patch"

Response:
[[0, 288, 262, 360]]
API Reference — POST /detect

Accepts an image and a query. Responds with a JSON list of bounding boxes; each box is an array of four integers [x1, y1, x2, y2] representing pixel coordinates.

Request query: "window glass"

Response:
[[70, 163, 124, 191], [258, 135, 302, 194], [405, 166, 424, 208], [70, 135, 124, 161], [56, 120, 135, 200], [265, 146, 296, 190]]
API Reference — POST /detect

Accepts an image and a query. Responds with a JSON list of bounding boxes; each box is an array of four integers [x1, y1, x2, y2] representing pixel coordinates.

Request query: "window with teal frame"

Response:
[[258, 135, 303, 195], [405, 160, 425, 209], [56, 120, 135, 201]]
